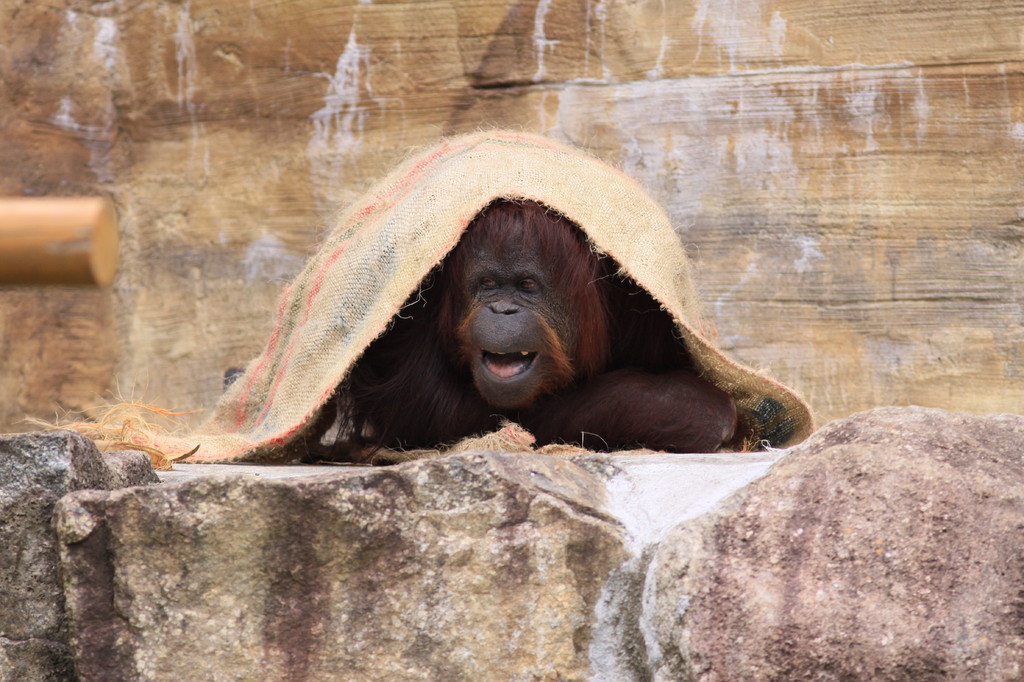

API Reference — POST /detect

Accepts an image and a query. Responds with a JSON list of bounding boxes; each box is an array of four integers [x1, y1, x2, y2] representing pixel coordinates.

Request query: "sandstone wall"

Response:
[[1, 0, 1022, 429]]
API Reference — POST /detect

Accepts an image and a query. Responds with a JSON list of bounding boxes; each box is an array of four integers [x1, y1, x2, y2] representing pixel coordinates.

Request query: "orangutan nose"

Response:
[[488, 301, 519, 315]]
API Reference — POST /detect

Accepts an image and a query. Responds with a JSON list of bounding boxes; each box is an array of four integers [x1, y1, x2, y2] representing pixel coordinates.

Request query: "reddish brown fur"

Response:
[[437, 201, 610, 380], [319, 199, 738, 462], [533, 320, 576, 393]]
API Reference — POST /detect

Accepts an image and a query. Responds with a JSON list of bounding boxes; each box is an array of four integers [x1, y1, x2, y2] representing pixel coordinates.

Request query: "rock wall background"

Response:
[[1, 0, 1022, 430]]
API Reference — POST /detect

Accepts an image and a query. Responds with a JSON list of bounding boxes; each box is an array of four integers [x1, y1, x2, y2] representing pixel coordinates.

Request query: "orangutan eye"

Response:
[[480, 277, 497, 289], [518, 278, 538, 292]]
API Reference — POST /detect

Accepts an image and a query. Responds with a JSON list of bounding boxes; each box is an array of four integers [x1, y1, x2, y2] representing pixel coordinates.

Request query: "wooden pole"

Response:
[[0, 197, 119, 286]]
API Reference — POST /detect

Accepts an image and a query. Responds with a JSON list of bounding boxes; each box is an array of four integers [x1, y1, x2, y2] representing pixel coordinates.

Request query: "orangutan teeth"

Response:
[[482, 351, 536, 379]]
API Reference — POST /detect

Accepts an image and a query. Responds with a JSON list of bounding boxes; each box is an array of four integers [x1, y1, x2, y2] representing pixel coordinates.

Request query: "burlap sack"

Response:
[[172, 130, 813, 463]]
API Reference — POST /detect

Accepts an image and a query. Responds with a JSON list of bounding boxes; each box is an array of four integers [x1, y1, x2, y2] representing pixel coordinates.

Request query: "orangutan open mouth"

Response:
[[481, 351, 537, 380]]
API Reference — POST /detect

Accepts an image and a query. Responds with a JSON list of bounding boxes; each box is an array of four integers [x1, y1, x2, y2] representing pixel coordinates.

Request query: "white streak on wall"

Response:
[[691, 0, 794, 70], [583, 0, 592, 77], [691, 0, 709, 65], [57, 13, 119, 184], [592, 0, 611, 81], [175, 5, 197, 112], [692, 0, 765, 70], [645, 33, 672, 81], [308, 26, 373, 206], [1011, 122, 1024, 143], [914, 72, 931, 145], [644, 0, 671, 81], [174, 3, 210, 177], [768, 11, 787, 56], [53, 97, 79, 133], [532, 0, 559, 82], [51, 97, 116, 183], [844, 79, 882, 152], [310, 28, 371, 156], [94, 17, 118, 73], [793, 235, 824, 274]]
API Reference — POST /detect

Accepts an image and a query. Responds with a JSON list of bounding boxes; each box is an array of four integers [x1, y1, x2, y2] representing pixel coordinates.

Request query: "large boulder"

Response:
[[55, 452, 630, 682], [650, 407, 1024, 681], [55, 448, 777, 681], [0, 431, 157, 682]]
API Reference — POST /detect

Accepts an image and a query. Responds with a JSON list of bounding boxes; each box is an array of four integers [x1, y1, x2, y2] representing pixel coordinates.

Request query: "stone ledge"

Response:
[[156, 462, 365, 483], [4, 407, 1024, 680]]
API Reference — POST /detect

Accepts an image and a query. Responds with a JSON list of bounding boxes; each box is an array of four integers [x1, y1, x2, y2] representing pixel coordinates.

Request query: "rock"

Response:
[[588, 451, 782, 680], [650, 407, 1024, 681], [55, 452, 629, 682], [154, 462, 359, 484], [50, 408, 1024, 679], [0, 431, 158, 682], [149, 454, 781, 680], [53, 449, 778, 681]]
